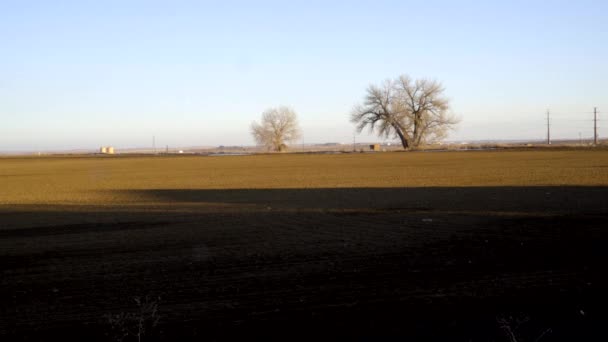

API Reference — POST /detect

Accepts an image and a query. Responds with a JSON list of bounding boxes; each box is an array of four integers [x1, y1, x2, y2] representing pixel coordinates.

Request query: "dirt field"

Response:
[[1, 151, 608, 340]]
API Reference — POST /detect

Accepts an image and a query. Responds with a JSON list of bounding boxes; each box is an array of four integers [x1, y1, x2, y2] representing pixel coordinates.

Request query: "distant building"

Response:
[[100, 146, 115, 154], [369, 144, 381, 151]]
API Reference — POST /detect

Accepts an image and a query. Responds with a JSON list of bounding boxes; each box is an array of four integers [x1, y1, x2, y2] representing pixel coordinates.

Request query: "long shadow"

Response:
[[4, 185, 607, 233], [109, 185, 608, 213], [1, 186, 608, 340]]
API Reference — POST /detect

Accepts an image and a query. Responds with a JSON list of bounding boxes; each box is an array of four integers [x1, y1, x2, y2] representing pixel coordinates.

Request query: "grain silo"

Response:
[[106, 147, 115, 154], [100, 147, 107, 154]]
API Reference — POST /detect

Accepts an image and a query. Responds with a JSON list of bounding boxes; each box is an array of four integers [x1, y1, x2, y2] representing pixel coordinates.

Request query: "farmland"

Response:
[[1, 150, 608, 340]]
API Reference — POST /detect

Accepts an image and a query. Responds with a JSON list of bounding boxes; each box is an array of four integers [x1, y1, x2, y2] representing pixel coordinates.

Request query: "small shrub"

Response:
[[496, 314, 552, 342], [105, 296, 161, 342]]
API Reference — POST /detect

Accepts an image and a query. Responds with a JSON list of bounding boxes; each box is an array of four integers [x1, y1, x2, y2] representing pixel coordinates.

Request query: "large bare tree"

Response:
[[351, 75, 459, 150], [251, 106, 302, 152]]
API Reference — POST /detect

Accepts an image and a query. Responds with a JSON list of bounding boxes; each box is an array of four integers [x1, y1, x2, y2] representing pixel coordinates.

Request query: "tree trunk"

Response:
[[394, 126, 410, 150], [412, 115, 423, 148]]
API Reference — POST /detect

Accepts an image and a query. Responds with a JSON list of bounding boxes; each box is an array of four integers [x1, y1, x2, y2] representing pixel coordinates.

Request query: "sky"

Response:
[[1, 0, 607, 151]]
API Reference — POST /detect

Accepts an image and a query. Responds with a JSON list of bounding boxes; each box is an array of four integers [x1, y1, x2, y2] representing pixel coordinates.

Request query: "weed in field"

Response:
[[105, 296, 161, 342], [497, 314, 552, 342]]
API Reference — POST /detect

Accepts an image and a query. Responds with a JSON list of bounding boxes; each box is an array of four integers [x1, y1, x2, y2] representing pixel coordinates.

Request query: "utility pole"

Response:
[[594, 107, 598, 145], [546, 109, 551, 145], [353, 133, 356, 152], [153, 135, 156, 154]]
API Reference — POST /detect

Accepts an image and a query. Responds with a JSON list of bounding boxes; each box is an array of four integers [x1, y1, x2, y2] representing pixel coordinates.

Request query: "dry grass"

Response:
[[1, 150, 607, 206]]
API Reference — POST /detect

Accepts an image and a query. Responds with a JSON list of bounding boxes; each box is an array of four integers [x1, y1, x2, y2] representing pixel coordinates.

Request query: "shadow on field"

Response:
[[110, 185, 608, 214], [2, 186, 608, 341]]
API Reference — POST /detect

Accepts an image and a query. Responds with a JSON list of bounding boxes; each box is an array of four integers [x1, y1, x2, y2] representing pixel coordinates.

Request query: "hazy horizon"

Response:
[[2, 0, 607, 151]]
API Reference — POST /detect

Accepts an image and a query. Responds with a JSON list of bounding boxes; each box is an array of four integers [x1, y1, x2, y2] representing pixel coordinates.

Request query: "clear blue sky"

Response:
[[1, 0, 607, 150]]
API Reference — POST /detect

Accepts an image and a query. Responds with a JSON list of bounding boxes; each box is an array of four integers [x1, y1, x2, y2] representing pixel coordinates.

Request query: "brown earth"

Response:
[[1, 151, 608, 340]]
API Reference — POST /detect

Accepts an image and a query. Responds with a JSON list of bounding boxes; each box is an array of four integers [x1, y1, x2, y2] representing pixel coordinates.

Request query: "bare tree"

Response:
[[251, 106, 302, 152], [351, 75, 459, 150]]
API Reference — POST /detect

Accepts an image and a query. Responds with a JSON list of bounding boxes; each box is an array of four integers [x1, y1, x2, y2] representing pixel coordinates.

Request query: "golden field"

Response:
[[1, 150, 608, 340], [1, 150, 607, 206]]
